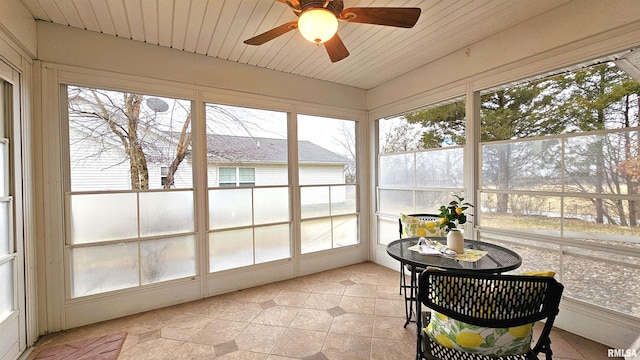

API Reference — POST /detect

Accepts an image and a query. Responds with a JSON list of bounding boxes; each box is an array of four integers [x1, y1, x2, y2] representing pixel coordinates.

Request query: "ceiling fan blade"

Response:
[[324, 33, 349, 63], [244, 21, 298, 45], [340, 7, 421, 28]]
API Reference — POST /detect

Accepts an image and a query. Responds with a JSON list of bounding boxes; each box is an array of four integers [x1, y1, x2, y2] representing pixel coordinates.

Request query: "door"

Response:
[[0, 71, 25, 360]]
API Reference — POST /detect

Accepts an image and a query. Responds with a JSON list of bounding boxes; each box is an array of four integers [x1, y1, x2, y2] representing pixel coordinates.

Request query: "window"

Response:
[[376, 98, 466, 244], [66, 85, 195, 297], [478, 61, 640, 317], [218, 167, 255, 187], [298, 114, 358, 254], [206, 103, 290, 271]]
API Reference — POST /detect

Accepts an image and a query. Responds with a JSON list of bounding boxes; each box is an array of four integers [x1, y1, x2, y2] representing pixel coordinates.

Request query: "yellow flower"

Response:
[[416, 227, 427, 237], [425, 221, 436, 229], [456, 332, 483, 347], [436, 334, 454, 349], [508, 324, 532, 338], [455, 207, 463, 215]]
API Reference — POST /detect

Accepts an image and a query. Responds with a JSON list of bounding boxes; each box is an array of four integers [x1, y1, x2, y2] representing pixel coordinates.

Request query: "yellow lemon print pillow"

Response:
[[425, 310, 534, 356], [400, 214, 446, 238]]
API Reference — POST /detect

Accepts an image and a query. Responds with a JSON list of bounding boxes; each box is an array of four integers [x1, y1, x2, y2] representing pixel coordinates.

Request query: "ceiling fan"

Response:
[[243, 0, 421, 63]]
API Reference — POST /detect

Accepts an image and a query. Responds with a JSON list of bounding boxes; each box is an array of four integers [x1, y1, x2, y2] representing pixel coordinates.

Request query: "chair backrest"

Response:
[[419, 268, 563, 328], [418, 268, 564, 355], [398, 213, 440, 238]]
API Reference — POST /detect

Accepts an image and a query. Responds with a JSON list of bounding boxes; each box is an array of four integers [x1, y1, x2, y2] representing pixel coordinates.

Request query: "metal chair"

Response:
[[398, 213, 440, 326], [416, 268, 564, 360]]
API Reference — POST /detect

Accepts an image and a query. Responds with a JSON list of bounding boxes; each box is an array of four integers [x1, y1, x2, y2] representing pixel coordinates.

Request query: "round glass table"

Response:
[[386, 237, 522, 327]]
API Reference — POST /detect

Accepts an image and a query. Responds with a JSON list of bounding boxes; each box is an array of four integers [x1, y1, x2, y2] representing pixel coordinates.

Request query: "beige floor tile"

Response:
[[370, 338, 416, 360], [289, 308, 334, 332], [235, 323, 287, 353], [329, 313, 375, 337], [339, 295, 376, 314], [274, 290, 310, 307], [343, 283, 378, 298], [160, 313, 213, 341], [312, 281, 346, 295], [216, 350, 270, 359], [374, 298, 406, 318], [165, 341, 216, 359], [189, 319, 248, 346], [117, 337, 183, 360], [270, 328, 327, 358], [322, 332, 371, 360], [349, 272, 379, 285], [373, 315, 416, 343], [303, 293, 342, 310], [252, 306, 300, 327]]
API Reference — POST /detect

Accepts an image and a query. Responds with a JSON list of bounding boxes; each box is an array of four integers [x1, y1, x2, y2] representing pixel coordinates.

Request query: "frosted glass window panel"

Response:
[[379, 153, 415, 186], [69, 193, 137, 244], [378, 189, 413, 215], [253, 187, 289, 225], [482, 139, 562, 191], [332, 215, 358, 247], [301, 218, 332, 254], [0, 201, 9, 256], [139, 191, 194, 237], [209, 189, 252, 229], [331, 185, 355, 215], [141, 235, 196, 284], [254, 224, 290, 264], [0, 141, 6, 197], [416, 148, 464, 188], [479, 192, 561, 236], [209, 229, 253, 272], [301, 186, 330, 218], [0, 261, 13, 322], [70, 243, 139, 297], [378, 217, 399, 245]]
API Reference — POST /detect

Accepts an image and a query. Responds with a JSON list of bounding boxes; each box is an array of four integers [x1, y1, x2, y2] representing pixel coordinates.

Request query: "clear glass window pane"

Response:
[[333, 215, 358, 247], [254, 224, 290, 264], [254, 187, 289, 225], [479, 192, 561, 237], [206, 104, 287, 188], [301, 186, 330, 218], [331, 185, 356, 215], [68, 86, 192, 191], [301, 218, 332, 254], [70, 242, 139, 297], [297, 115, 355, 186], [209, 188, 252, 229], [0, 201, 9, 256], [0, 261, 13, 322], [69, 193, 138, 244], [378, 216, 400, 245], [139, 191, 194, 237], [209, 229, 253, 272], [141, 235, 196, 284], [564, 196, 640, 245]]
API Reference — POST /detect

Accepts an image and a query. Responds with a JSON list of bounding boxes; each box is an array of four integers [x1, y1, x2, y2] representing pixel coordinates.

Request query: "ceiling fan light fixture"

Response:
[[298, 8, 338, 45]]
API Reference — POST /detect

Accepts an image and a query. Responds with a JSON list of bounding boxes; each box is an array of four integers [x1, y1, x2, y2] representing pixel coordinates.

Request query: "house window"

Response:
[[65, 85, 195, 298], [478, 61, 640, 319], [160, 166, 173, 187], [376, 98, 466, 245], [219, 167, 255, 187], [206, 103, 290, 272]]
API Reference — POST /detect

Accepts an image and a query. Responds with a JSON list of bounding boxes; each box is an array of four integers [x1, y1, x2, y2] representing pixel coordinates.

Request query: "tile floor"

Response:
[[24, 262, 617, 360]]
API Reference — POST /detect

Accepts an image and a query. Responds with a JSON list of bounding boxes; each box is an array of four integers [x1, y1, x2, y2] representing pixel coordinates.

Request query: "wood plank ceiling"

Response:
[[20, 0, 568, 90]]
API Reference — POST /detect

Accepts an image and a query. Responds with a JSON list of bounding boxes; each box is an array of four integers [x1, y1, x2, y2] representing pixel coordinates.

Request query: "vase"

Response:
[[446, 229, 464, 254]]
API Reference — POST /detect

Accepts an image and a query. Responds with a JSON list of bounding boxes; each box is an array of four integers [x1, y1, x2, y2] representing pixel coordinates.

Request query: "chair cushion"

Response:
[[424, 270, 556, 356], [425, 310, 534, 356], [400, 213, 446, 238]]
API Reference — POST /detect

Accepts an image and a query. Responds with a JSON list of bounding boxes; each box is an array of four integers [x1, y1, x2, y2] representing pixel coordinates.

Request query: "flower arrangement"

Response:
[[438, 195, 473, 232]]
